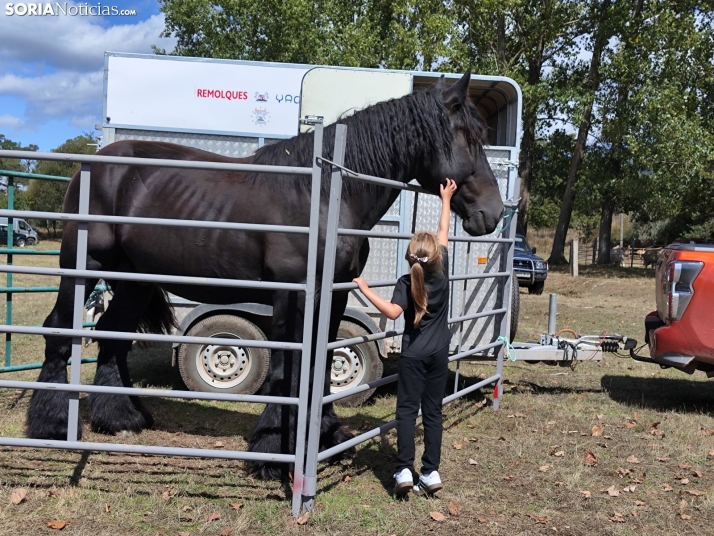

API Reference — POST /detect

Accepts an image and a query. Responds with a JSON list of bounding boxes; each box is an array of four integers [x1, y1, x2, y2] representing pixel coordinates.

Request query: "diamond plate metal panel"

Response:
[[114, 129, 262, 158]]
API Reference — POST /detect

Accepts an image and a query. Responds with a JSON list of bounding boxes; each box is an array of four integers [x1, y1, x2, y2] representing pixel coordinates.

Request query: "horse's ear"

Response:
[[435, 75, 446, 89], [442, 69, 471, 112]]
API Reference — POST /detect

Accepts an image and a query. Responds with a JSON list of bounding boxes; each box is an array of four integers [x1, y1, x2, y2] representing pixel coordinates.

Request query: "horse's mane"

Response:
[[250, 83, 487, 195]]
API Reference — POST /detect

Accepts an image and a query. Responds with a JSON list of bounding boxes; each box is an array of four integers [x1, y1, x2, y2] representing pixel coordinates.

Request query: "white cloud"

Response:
[[0, 11, 174, 72], [0, 114, 25, 127]]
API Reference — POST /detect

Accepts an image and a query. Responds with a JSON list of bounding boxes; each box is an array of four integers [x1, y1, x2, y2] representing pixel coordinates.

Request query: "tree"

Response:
[[0, 135, 38, 209], [450, 0, 586, 234], [27, 134, 97, 237]]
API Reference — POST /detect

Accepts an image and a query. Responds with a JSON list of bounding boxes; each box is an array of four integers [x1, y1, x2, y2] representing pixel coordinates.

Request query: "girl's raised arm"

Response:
[[437, 178, 457, 247]]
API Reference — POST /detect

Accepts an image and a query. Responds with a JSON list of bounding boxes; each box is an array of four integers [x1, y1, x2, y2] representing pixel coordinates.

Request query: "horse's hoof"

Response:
[[245, 460, 289, 481], [89, 393, 151, 435], [26, 389, 83, 440]]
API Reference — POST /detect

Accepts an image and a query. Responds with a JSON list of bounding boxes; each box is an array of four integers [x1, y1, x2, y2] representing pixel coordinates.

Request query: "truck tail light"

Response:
[[665, 260, 703, 321]]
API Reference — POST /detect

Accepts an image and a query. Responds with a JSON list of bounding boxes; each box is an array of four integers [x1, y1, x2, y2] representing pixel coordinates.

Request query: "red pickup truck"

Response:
[[642, 243, 714, 375]]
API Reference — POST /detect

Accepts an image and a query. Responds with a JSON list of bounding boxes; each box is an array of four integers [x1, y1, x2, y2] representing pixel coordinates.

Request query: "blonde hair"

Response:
[[405, 231, 443, 327]]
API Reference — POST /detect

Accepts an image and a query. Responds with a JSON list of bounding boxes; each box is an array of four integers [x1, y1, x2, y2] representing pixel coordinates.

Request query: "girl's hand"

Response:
[[440, 178, 457, 201], [352, 277, 368, 291]]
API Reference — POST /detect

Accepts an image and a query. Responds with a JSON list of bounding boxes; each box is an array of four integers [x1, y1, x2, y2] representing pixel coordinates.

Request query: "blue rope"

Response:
[[496, 336, 517, 362], [496, 207, 519, 234]]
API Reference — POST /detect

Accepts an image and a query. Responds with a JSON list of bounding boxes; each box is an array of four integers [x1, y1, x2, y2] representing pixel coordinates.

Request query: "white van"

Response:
[[0, 217, 39, 246]]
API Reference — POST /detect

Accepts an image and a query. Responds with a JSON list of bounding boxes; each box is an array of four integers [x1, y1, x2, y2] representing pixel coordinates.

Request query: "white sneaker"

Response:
[[393, 468, 413, 497], [413, 471, 443, 495]]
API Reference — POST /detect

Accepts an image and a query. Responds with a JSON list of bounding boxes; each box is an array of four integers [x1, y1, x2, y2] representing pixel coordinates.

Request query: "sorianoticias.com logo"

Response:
[[5, 3, 136, 15]]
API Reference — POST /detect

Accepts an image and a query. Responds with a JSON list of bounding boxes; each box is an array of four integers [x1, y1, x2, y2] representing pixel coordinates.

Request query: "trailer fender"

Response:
[[342, 307, 388, 359]]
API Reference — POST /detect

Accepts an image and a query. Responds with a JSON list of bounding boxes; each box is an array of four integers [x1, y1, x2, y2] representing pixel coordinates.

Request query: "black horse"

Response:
[[27, 71, 504, 478]]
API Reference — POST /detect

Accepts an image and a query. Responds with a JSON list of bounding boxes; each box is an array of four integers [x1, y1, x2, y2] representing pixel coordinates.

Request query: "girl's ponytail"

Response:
[[410, 262, 428, 327], [405, 231, 443, 328]]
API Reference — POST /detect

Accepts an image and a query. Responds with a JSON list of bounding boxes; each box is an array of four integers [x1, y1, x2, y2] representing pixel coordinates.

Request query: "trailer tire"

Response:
[[510, 276, 520, 343], [177, 314, 270, 395], [331, 320, 383, 407]]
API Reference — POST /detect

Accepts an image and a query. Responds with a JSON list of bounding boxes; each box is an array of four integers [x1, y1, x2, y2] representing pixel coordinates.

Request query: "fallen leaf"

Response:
[[526, 513, 549, 524], [477, 517, 488, 523], [580, 491, 591, 498], [679, 464, 692, 470], [632, 510, 639, 517], [181, 505, 192, 512], [178, 533, 190, 536], [220, 529, 233, 536], [625, 421, 637, 429], [617, 468, 632, 478], [633, 500, 646, 506], [680, 478, 690, 485], [214, 441, 224, 449], [9, 488, 27, 505], [453, 442, 463, 450], [683, 490, 706, 496], [161, 490, 171, 501], [681, 514, 692, 520], [657, 456, 671, 462], [104, 503, 111, 513], [448, 501, 462, 516], [48, 490, 58, 499], [469, 458, 478, 465], [553, 451, 565, 457], [597, 414, 604, 420], [633, 412, 639, 422], [584, 451, 599, 467], [503, 475, 514, 481], [205, 511, 221, 522], [626, 455, 640, 464], [514, 412, 526, 418], [430, 511, 447, 522], [229, 503, 243, 510], [604, 435, 613, 439], [623, 485, 637, 493], [538, 465, 550, 472], [555, 481, 565, 487], [498, 436, 506, 441], [662, 484, 674, 492], [692, 470, 702, 478], [46, 521, 70, 530], [607, 486, 620, 497], [610, 513, 626, 523], [343, 476, 352, 482], [592, 426, 603, 437], [297, 512, 310, 525], [708, 449, 714, 458]]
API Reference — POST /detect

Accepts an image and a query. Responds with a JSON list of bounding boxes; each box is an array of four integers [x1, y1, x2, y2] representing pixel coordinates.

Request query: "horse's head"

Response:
[[418, 71, 505, 236]]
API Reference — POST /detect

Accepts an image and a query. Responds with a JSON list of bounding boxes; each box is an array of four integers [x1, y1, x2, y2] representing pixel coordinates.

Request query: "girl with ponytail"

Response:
[[353, 178, 457, 497]]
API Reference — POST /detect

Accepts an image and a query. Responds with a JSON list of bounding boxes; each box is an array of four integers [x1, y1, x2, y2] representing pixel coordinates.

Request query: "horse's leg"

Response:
[[247, 290, 303, 480], [89, 281, 156, 434], [26, 277, 98, 439], [319, 291, 354, 452]]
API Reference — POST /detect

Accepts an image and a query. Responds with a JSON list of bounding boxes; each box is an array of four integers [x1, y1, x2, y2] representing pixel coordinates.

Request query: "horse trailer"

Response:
[[100, 53, 523, 399]]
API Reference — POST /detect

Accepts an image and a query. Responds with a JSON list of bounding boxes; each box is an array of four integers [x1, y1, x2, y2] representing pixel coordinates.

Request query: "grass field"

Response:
[[1, 242, 713, 535]]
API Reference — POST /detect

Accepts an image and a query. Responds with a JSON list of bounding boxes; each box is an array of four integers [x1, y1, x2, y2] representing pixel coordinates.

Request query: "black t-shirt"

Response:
[[391, 245, 451, 357]]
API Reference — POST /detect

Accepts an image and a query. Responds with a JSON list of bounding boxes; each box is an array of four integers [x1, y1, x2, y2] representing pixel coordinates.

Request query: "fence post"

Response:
[[548, 294, 557, 335], [591, 238, 597, 265], [570, 238, 579, 277], [5, 175, 13, 368]]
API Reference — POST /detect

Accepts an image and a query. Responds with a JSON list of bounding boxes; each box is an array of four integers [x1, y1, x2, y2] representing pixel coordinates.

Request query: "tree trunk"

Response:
[[597, 199, 614, 264], [548, 0, 612, 264]]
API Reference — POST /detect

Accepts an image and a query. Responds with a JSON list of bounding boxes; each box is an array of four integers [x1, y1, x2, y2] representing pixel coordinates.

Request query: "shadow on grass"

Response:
[[602, 374, 714, 414]]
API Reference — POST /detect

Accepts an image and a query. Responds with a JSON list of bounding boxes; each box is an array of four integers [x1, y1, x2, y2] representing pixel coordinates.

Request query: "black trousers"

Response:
[[395, 345, 449, 474]]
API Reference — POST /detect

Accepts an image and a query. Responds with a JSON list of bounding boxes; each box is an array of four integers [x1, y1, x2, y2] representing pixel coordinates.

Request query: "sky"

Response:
[[0, 0, 176, 151]]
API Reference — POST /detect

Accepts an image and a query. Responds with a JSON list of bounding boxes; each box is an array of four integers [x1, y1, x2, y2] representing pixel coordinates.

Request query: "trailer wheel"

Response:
[[331, 320, 383, 407], [510, 276, 520, 343], [177, 314, 270, 395]]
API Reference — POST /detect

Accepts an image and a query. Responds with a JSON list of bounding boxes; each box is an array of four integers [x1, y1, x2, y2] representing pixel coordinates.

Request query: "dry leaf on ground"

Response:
[[553, 451, 565, 457], [430, 511, 447, 522], [580, 491, 591, 498], [633, 500, 646, 506], [693, 470, 702, 478], [708, 449, 714, 458], [343, 476, 352, 482], [627, 455, 640, 464], [104, 503, 110, 513], [623, 485, 636, 492], [448, 501, 463, 516], [662, 484, 674, 492], [657, 456, 671, 462], [617, 468, 632, 478], [46, 521, 70, 530], [526, 513, 549, 524], [538, 465, 550, 472], [610, 513, 626, 523], [205, 511, 221, 522], [453, 442, 463, 450], [229, 503, 243, 510], [680, 478, 690, 485], [297, 512, 310, 525], [606, 486, 620, 497], [683, 490, 706, 496], [469, 458, 478, 465], [9, 488, 27, 505], [592, 426, 603, 437], [214, 441, 224, 448], [584, 451, 599, 466], [503, 475, 514, 481], [178, 533, 190, 536], [681, 514, 692, 520], [161, 490, 171, 501], [625, 421, 637, 429], [679, 464, 692, 470], [220, 529, 233, 536]]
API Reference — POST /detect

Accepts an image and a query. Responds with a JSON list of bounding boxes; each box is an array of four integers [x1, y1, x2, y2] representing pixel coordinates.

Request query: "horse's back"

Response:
[[97, 139, 248, 164]]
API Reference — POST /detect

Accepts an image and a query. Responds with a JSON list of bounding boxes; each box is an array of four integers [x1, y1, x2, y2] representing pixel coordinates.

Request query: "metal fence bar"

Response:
[[332, 272, 510, 291], [442, 373, 501, 404], [4, 175, 13, 368], [322, 373, 399, 404], [0, 437, 295, 463], [0, 325, 303, 350], [326, 329, 403, 351], [0, 358, 97, 373], [338, 227, 514, 243], [449, 340, 504, 362], [301, 125, 347, 514], [0, 169, 70, 182], [0, 380, 299, 405], [0, 265, 305, 292], [449, 308, 507, 324], [454, 242, 471, 394], [291, 123, 325, 517], [0, 209, 310, 235], [67, 163, 90, 441], [0, 287, 60, 293], [0, 149, 313, 175], [0, 249, 61, 256]]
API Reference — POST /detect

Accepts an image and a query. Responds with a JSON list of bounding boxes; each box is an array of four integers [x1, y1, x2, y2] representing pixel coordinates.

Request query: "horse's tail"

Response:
[[137, 286, 178, 334]]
